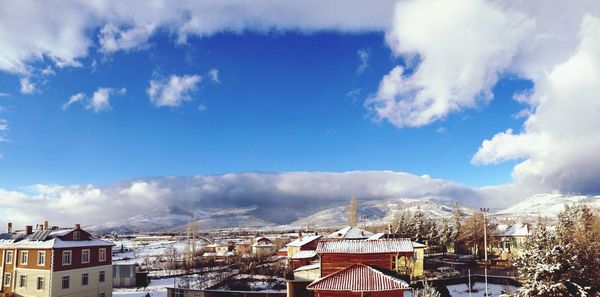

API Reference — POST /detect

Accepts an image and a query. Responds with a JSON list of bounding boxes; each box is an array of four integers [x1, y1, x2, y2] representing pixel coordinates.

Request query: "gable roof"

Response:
[[0, 228, 114, 249], [287, 235, 321, 247], [326, 226, 374, 239], [306, 264, 410, 292], [316, 239, 413, 254]]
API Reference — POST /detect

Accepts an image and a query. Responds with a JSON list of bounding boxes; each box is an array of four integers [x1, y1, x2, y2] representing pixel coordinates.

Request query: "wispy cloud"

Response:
[[147, 74, 201, 107], [356, 49, 369, 74], [208, 68, 220, 83], [19, 77, 35, 94], [62, 88, 126, 112]]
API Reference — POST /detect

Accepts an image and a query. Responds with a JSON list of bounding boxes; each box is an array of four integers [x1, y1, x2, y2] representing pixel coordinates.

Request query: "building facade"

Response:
[[0, 223, 114, 297]]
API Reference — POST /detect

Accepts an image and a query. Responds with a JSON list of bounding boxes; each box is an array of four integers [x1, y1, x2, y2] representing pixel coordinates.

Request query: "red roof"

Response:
[[306, 264, 410, 292], [316, 238, 413, 254]]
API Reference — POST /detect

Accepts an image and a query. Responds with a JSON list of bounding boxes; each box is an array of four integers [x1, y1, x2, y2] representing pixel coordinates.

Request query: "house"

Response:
[[316, 238, 422, 280], [325, 226, 374, 240], [252, 237, 276, 257], [291, 250, 318, 270], [0, 222, 114, 297], [113, 263, 149, 288], [235, 242, 252, 256], [493, 223, 533, 261], [286, 234, 321, 258], [306, 264, 410, 297]]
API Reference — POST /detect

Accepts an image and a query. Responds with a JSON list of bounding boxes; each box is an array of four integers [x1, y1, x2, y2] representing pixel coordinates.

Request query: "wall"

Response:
[[50, 264, 113, 297], [12, 268, 52, 297], [53, 247, 112, 272]]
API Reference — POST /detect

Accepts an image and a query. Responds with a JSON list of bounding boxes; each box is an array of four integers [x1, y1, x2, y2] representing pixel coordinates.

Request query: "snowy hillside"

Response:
[[291, 197, 473, 227], [496, 193, 600, 217]]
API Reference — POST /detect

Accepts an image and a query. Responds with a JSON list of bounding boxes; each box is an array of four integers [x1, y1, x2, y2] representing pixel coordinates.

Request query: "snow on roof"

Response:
[[252, 242, 275, 247], [0, 237, 113, 249], [294, 263, 320, 272], [412, 242, 427, 248], [326, 226, 374, 239], [306, 264, 409, 292], [367, 233, 386, 240], [292, 250, 317, 260], [316, 239, 413, 254], [497, 224, 532, 237], [287, 235, 321, 247]]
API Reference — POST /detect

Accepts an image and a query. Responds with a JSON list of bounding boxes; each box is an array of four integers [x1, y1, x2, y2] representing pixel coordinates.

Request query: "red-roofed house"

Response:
[[307, 263, 410, 296]]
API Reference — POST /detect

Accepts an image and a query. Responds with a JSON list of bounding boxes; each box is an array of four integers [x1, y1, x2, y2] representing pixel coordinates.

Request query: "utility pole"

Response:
[[480, 208, 490, 297]]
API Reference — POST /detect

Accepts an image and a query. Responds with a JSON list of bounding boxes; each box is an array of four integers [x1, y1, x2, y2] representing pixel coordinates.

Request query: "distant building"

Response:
[[286, 235, 321, 258], [235, 242, 252, 256], [0, 222, 114, 297], [493, 223, 533, 260], [113, 263, 149, 288], [252, 237, 276, 257]]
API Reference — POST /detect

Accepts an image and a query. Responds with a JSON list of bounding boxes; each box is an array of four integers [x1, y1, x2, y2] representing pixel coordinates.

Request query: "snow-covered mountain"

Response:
[[495, 193, 600, 217], [89, 197, 473, 232], [291, 197, 473, 227]]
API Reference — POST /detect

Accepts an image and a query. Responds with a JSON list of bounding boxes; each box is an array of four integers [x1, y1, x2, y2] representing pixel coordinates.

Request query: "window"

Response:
[[61, 276, 70, 289], [81, 273, 89, 286], [81, 249, 90, 264], [99, 293, 106, 297], [73, 231, 80, 240], [174, 289, 185, 297], [19, 275, 26, 288], [4, 273, 11, 287], [99, 248, 107, 262], [21, 251, 28, 265], [38, 251, 46, 266], [99, 271, 105, 283], [413, 251, 419, 261], [62, 250, 72, 265], [37, 277, 44, 291], [6, 251, 13, 264]]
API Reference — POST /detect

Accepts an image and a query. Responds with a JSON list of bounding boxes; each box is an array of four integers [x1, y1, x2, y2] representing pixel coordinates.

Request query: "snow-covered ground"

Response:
[[446, 282, 517, 296], [113, 277, 175, 297]]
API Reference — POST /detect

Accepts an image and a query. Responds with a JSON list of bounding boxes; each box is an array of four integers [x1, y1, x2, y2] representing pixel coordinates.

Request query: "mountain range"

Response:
[[89, 193, 600, 233]]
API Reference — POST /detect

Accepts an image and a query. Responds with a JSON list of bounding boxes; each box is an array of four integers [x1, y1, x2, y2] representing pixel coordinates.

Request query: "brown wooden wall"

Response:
[[15, 249, 52, 270], [53, 246, 112, 271], [300, 239, 319, 251], [319, 252, 412, 276]]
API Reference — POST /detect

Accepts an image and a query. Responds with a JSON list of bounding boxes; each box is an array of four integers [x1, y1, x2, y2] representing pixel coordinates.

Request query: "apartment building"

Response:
[[0, 222, 114, 297]]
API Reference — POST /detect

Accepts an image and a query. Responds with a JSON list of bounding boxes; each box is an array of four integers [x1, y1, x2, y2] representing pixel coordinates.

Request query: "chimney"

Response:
[[44, 220, 48, 230], [388, 224, 392, 235], [7, 222, 12, 233], [26, 225, 33, 235], [75, 224, 81, 229], [298, 230, 303, 240]]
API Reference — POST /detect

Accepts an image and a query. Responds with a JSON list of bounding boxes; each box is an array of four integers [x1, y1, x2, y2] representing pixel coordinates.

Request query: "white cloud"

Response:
[[0, 119, 8, 142], [148, 74, 201, 107], [356, 49, 369, 74], [366, 0, 533, 128], [208, 68, 220, 83], [98, 23, 156, 54], [473, 15, 600, 193], [63, 88, 125, 112], [62, 92, 85, 110], [0, 0, 397, 75], [19, 77, 36, 94], [0, 92, 9, 97], [87, 87, 126, 112], [197, 104, 207, 112]]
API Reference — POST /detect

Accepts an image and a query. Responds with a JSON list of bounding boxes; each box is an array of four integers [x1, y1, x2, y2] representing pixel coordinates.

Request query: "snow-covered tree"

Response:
[[510, 221, 587, 297]]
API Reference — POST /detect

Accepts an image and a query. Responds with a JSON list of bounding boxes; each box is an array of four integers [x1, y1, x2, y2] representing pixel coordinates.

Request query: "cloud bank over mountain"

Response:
[[0, 171, 500, 228]]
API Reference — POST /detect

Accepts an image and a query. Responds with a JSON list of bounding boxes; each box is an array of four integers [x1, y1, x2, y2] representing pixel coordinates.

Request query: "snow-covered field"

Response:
[[446, 282, 517, 296], [113, 277, 175, 297]]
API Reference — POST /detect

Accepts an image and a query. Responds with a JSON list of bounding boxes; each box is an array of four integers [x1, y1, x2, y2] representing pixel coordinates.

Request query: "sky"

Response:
[[1, 0, 600, 226]]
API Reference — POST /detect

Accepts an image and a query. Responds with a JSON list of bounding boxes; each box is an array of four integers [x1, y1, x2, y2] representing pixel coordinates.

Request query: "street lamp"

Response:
[[480, 208, 490, 297]]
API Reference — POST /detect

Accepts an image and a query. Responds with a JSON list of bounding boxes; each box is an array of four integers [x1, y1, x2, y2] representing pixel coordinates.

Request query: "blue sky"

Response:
[[1, 1, 600, 226], [0, 31, 528, 189]]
